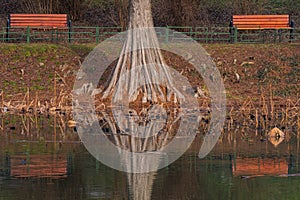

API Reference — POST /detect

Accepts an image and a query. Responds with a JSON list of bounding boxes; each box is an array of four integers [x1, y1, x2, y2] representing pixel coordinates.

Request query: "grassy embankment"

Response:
[[0, 43, 299, 113]]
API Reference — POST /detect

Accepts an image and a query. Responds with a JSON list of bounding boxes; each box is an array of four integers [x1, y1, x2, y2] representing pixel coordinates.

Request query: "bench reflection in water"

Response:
[[232, 157, 288, 178], [8, 154, 72, 179]]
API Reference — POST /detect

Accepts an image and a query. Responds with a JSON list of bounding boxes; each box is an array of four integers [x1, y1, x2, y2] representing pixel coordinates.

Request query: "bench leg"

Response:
[[6, 18, 10, 42], [289, 29, 294, 43], [289, 20, 295, 43]]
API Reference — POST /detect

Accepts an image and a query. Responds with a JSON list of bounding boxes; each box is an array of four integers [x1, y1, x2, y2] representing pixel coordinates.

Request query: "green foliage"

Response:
[[68, 44, 96, 57]]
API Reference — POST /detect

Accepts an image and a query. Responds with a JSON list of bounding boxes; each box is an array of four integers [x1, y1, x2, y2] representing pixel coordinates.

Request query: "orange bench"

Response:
[[6, 14, 71, 42], [231, 15, 293, 30], [8, 14, 70, 28], [229, 15, 295, 42]]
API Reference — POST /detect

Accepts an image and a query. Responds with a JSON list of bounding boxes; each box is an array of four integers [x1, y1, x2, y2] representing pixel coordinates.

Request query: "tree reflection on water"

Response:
[[0, 113, 300, 199]]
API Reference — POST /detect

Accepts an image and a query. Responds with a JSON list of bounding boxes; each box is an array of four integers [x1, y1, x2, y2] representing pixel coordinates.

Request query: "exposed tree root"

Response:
[[102, 0, 183, 103]]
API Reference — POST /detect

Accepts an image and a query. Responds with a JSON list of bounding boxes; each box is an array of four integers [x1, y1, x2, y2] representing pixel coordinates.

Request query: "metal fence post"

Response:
[[51, 29, 54, 42], [2, 28, 4, 41], [26, 26, 30, 43], [205, 27, 209, 43], [96, 26, 100, 43], [56, 28, 59, 43], [165, 27, 169, 43], [234, 28, 238, 43]]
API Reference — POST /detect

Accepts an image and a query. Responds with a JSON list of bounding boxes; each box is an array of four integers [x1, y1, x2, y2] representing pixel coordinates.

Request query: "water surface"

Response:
[[0, 114, 300, 200]]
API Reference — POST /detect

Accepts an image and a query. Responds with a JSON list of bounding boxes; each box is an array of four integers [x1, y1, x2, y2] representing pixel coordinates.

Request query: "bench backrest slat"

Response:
[[9, 14, 68, 28], [232, 15, 291, 30]]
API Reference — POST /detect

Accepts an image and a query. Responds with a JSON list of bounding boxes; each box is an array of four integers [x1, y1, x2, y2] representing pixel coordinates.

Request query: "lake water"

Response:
[[0, 114, 300, 200]]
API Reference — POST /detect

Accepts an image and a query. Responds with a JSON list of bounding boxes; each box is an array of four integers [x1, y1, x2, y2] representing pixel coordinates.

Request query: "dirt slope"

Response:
[[0, 43, 299, 109]]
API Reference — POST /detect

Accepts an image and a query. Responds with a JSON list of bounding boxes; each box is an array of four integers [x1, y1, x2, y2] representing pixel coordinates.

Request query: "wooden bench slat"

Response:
[[235, 26, 291, 30], [10, 20, 66, 24], [11, 21, 67, 24], [233, 19, 289, 22], [11, 21, 66, 24], [235, 24, 290, 26], [11, 16, 67, 19], [234, 20, 289, 23], [11, 24, 67, 26], [11, 24, 67, 27], [11, 23, 67, 26], [11, 17, 67, 21], [234, 22, 289, 25], [233, 15, 289, 19], [233, 18, 289, 20], [233, 17, 289, 19], [237, 28, 290, 30], [11, 25, 67, 27], [236, 26, 290, 28], [10, 14, 67, 17]]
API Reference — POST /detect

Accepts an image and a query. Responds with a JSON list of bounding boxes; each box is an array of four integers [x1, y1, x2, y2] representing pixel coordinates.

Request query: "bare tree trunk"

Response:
[[102, 0, 182, 103], [99, 3, 182, 198], [127, 172, 156, 200]]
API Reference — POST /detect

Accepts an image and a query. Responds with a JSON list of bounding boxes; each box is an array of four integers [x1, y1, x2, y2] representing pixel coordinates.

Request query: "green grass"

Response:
[[67, 44, 96, 57]]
